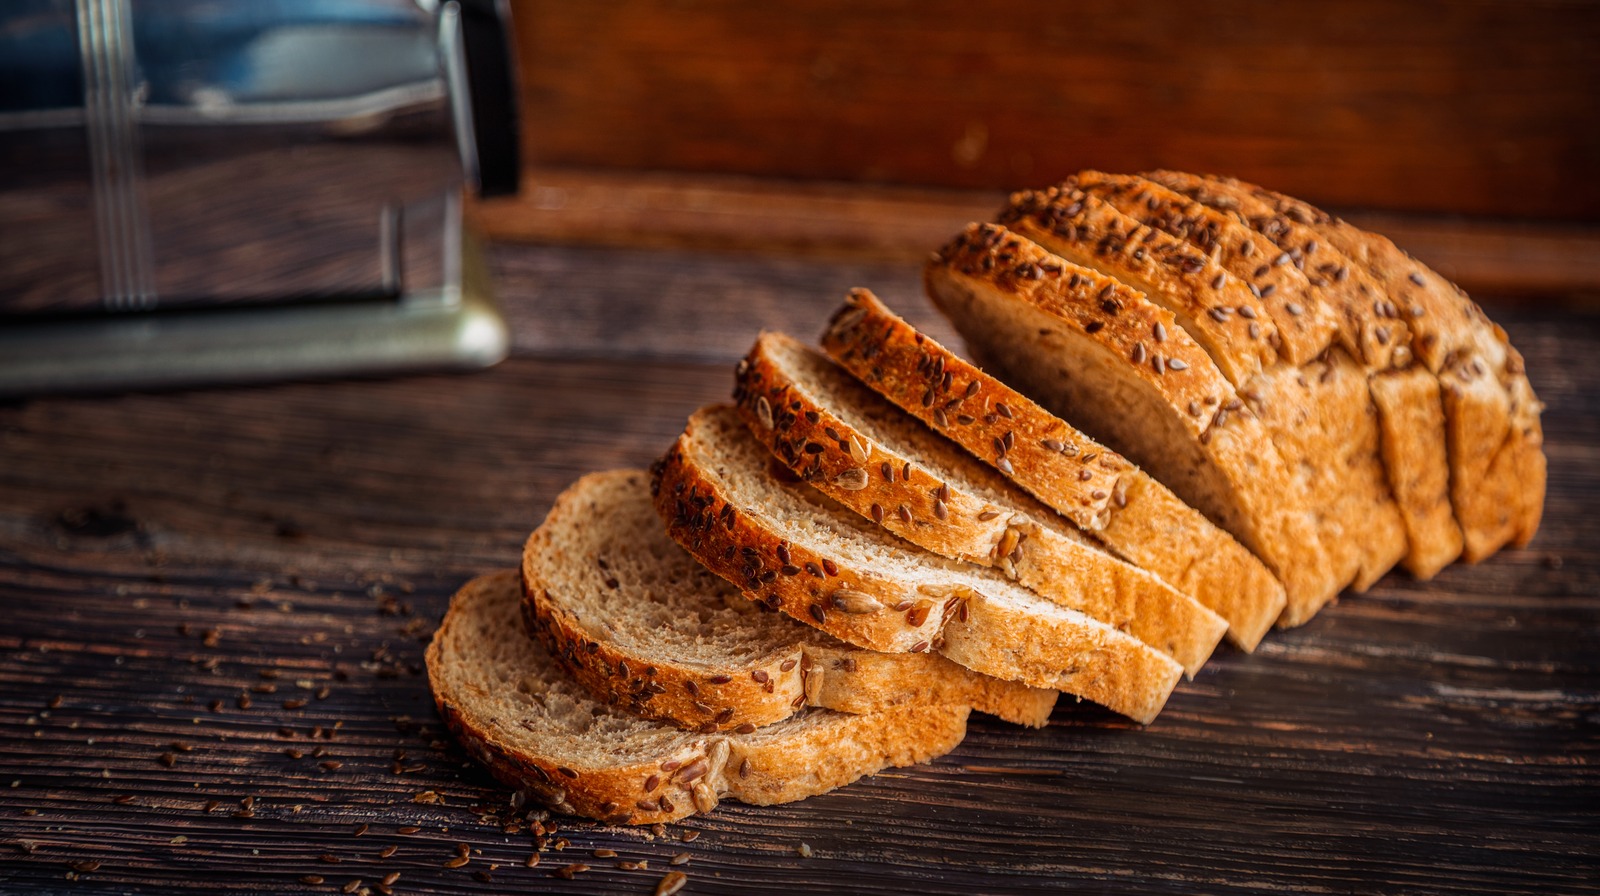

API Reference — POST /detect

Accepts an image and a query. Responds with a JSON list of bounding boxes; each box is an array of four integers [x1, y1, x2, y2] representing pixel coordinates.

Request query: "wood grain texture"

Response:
[[1, 242, 1597, 894], [511, 0, 1600, 220], [469, 169, 1600, 298]]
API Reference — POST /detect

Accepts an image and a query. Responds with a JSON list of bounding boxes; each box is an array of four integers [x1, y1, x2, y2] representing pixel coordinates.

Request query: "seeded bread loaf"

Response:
[[997, 189, 1279, 386], [997, 186, 1399, 619], [1071, 172, 1409, 591], [1146, 171, 1545, 563], [428, 571, 971, 825], [653, 405, 1185, 724], [522, 469, 1057, 730], [731, 330, 1225, 674], [814, 290, 1282, 651], [1140, 169, 1465, 576], [926, 222, 1347, 625]]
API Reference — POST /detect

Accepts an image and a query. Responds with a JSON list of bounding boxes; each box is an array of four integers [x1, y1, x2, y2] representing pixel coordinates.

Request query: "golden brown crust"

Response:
[[921, 224, 1230, 444], [1071, 171, 1342, 368], [428, 571, 973, 825], [651, 406, 1184, 723], [817, 288, 1280, 651], [1138, 169, 1414, 372], [998, 187, 1278, 386], [922, 224, 1312, 637], [1142, 169, 1465, 576], [652, 429, 946, 655], [520, 566, 802, 734], [737, 325, 1225, 675], [1181, 172, 1546, 560], [1072, 172, 1412, 593]]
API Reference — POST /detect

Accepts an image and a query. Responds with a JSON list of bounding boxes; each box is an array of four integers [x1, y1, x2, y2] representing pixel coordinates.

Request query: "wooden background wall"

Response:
[[474, 0, 1600, 295]]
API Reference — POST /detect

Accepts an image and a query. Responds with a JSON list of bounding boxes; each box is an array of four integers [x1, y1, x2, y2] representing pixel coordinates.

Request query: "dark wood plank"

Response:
[[511, 0, 1600, 220], [473, 173, 1600, 303], [1, 249, 1597, 894]]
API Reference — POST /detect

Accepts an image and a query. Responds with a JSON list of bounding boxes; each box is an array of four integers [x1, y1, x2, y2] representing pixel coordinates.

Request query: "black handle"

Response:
[[457, 0, 520, 198]]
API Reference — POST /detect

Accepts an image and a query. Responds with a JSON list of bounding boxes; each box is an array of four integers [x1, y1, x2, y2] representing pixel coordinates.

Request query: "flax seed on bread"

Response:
[[522, 469, 1057, 730], [925, 224, 1336, 627], [1147, 171, 1545, 563]]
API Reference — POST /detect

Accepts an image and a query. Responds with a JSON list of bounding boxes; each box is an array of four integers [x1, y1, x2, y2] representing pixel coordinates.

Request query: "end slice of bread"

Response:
[[653, 405, 1185, 723], [427, 570, 971, 825], [523, 469, 1057, 730]]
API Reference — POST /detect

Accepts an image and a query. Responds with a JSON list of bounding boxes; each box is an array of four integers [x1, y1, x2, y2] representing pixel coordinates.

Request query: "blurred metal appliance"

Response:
[[0, 0, 518, 394]]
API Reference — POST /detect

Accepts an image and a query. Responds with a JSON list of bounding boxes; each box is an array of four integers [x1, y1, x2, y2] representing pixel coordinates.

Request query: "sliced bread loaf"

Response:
[[819, 291, 1280, 646], [1069, 172, 1409, 591], [652, 405, 1185, 724], [926, 222, 1346, 626], [811, 292, 1281, 651], [1140, 169, 1466, 576], [522, 469, 1057, 730], [997, 188, 1280, 386], [427, 570, 972, 825], [1146, 171, 1545, 563], [731, 330, 1225, 674]]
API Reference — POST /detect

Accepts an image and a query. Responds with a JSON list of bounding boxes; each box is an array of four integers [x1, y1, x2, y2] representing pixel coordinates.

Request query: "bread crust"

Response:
[[1071, 171, 1343, 368], [428, 571, 972, 825], [998, 187, 1278, 386], [926, 224, 1338, 631], [817, 290, 1279, 651], [1169, 172, 1546, 560], [652, 406, 1184, 723], [735, 327, 1225, 675], [1065, 174, 1410, 594], [1142, 169, 1465, 577], [520, 471, 1056, 730]]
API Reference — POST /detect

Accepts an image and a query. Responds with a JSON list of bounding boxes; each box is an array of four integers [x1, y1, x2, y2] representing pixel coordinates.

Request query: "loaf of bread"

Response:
[[820, 288, 1284, 650], [428, 168, 1545, 827], [1143, 171, 1544, 565]]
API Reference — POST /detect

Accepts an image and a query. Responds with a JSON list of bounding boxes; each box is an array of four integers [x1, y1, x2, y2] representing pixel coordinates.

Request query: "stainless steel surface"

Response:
[[0, 226, 508, 395], [0, 0, 517, 392]]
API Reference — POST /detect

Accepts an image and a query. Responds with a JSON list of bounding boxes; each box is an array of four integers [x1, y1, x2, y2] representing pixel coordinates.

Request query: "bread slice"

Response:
[[429, 571, 970, 825], [811, 292, 1281, 652], [652, 405, 1184, 724], [1141, 169, 1465, 577], [732, 330, 1225, 674], [1147, 171, 1545, 562], [522, 469, 1057, 731], [996, 187, 1279, 387], [1070, 172, 1409, 591], [926, 222, 1348, 626]]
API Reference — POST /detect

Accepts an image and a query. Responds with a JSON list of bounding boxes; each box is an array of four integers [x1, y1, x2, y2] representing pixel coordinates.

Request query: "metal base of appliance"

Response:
[[0, 234, 509, 397]]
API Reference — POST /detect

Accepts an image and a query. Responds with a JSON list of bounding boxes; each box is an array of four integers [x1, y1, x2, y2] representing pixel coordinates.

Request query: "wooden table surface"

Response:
[[2, 241, 1596, 895]]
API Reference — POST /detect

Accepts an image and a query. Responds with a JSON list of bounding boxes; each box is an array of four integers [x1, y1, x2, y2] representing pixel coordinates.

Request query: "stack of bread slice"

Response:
[[427, 171, 1545, 826]]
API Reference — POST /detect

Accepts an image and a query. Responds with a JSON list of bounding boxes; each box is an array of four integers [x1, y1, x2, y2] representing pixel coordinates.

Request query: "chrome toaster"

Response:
[[0, 0, 518, 393]]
